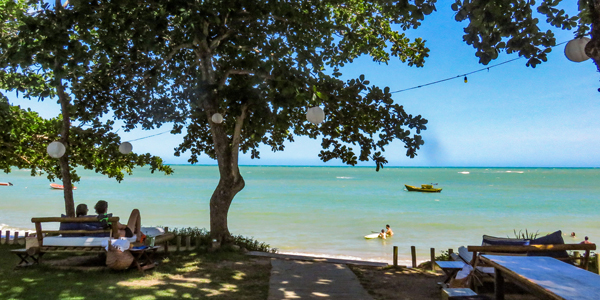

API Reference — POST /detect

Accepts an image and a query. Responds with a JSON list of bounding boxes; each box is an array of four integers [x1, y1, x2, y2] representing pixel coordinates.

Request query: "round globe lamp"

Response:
[[211, 113, 224, 124], [47, 141, 66, 158], [306, 107, 325, 124], [119, 142, 133, 154], [565, 38, 591, 62]]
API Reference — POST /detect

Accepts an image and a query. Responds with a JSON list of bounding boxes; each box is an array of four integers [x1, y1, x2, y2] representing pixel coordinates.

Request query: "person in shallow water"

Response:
[[386, 224, 394, 237], [378, 229, 386, 239]]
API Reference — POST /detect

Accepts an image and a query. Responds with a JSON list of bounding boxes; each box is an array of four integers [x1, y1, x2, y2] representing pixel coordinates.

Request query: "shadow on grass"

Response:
[[0, 244, 270, 300]]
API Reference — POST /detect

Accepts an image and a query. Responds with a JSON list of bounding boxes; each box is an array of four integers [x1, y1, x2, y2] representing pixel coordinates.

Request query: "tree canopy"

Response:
[[0, 0, 173, 216], [452, 0, 599, 72], [63, 0, 433, 242]]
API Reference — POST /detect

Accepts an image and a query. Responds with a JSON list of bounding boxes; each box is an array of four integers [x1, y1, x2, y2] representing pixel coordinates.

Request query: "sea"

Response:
[[1, 166, 598, 265]]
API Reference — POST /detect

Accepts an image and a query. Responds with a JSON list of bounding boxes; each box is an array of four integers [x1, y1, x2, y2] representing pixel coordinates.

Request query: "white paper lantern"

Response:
[[47, 141, 66, 158], [565, 38, 591, 62], [306, 107, 325, 124], [211, 113, 223, 124], [119, 142, 133, 154]]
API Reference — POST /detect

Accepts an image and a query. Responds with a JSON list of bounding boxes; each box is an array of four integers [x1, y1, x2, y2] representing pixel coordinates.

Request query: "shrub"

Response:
[[169, 227, 277, 253]]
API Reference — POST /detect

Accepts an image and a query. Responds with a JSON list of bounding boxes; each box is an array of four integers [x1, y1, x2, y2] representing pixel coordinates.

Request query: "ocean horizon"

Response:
[[1, 166, 598, 265]]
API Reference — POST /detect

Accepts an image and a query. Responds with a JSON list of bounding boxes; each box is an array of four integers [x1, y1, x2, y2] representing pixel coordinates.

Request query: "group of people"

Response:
[[570, 232, 593, 244], [74, 200, 142, 241], [378, 225, 394, 239]]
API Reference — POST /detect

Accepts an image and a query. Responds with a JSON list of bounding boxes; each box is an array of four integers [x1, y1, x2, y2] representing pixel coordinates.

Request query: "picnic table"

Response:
[[481, 255, 600, 300], [435, 260, 467, 284]]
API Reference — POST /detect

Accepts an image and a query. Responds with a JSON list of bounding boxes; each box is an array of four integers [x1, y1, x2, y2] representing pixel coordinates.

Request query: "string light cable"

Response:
[[389, 40, 569, 94], [126, 129, 172, 142]]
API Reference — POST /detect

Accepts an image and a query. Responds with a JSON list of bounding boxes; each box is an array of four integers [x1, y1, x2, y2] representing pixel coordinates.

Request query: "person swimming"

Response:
[[386, 224, 394, 236], [378, 229, 386, 239]]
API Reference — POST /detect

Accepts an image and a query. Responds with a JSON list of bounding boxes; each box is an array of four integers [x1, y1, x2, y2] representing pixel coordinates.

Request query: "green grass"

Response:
[[0, 244, 271, 300]]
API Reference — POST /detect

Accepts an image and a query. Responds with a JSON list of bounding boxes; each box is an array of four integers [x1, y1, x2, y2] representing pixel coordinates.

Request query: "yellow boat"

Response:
[[405, 184, 442, 193]]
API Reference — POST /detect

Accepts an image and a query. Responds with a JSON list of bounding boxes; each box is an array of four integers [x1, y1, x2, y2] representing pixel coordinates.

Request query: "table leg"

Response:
[[495, 268, 505, 300], [443, 269, 459, 284]]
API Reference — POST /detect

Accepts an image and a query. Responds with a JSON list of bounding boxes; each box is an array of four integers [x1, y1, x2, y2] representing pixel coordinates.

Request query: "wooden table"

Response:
[[435, 261, 467, 283], [129, 246, 160, 271], [481, 255, 600, 300]]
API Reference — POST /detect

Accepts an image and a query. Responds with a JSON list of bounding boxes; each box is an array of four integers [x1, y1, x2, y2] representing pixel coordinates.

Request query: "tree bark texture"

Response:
[[208, 119, 246, 244], [203, 87, 247, 245], [54, 0, 75, 217], [57, 78, 75, 217], [586, 0, 600, 75]]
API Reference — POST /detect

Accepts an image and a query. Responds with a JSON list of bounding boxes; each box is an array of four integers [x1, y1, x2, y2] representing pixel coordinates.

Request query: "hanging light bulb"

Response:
[[306, 107, 325, 124], [119, 142, 133, 154], [47, 141, 66, 158], [464, 76, 468, 83], [211, 113, 224, 124], [565, 37, 591, 62]]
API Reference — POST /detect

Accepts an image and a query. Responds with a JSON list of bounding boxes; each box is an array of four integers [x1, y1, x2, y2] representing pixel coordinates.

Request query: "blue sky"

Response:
[[6, 3, 599, 168]]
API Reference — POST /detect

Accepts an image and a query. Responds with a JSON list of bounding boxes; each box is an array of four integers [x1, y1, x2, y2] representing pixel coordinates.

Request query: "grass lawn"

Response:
[[0, 244, 271, 300]]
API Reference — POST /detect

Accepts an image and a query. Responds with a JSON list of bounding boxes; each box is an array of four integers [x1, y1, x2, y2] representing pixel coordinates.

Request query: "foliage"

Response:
[[170, 227, 276, 253], [65, 0, 434, 240], [0, 101, 173, 182], [0, 0, 173, 215], [435, 250, 451, 261], [451, 0, 599, 69], [512, 229, 540, 240]]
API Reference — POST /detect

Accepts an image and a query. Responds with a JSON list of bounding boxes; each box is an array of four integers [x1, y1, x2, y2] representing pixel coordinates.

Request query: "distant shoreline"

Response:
[[162, 164, 600, 169]]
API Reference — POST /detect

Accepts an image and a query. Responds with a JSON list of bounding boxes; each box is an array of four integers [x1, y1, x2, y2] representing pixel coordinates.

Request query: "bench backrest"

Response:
[[31, 216, 121, 247]]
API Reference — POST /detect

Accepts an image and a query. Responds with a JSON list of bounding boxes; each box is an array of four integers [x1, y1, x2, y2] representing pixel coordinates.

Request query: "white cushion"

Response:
[[43, 236, 136, 247], [140, 227, 165, 237]]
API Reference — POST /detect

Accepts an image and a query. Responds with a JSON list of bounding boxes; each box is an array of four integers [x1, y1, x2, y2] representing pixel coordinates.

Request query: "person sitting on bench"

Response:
[[93, 200, 142, 241]]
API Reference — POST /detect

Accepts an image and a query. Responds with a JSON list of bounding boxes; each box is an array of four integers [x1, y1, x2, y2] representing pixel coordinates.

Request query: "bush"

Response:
[[435, 250, 451, 261], [169, 227, 277, 253]]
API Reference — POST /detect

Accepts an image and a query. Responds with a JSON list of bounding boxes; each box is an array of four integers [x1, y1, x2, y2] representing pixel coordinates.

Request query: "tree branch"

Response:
[[231, 104, 248, 175]]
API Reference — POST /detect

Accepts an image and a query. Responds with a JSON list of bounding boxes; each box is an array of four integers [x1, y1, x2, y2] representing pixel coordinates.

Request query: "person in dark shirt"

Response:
[[94, 200, 141, 241], [75, 204, 89, 217]]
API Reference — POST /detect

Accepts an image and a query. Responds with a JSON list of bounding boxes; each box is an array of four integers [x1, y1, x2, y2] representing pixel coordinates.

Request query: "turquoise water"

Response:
[[1, 166, 598, 265]]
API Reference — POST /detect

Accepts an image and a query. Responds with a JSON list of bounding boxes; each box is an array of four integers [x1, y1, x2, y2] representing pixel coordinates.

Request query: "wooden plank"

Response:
[[40, 230, 110, 234], [436, 261, 466, 269], [34, 222, 43, 246], [468, 244, 596, 252], [32, 217, 120, 223], [482, 255, 600, 300]]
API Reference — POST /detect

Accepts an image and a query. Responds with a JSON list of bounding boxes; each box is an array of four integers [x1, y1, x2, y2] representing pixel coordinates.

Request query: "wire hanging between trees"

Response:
[[390, 41, 569, 94]]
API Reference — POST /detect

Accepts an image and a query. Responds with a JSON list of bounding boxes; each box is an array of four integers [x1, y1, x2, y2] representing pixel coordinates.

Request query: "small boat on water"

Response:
[[405, 184, 442, 193], [50, 183, 77, 190], [0, 182, 13, 186]]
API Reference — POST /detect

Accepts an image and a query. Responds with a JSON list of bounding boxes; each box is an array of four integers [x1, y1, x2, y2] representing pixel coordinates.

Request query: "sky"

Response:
[[6, 3, 600, 168]]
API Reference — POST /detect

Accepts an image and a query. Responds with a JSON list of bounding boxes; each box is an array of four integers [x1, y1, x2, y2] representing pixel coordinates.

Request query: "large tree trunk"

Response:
[[205, 97, 247, 247], [57, 76, 75, 217], [54, 0, 74, 216], [208, 123, 246, 246], [586, 0, 600, 79]]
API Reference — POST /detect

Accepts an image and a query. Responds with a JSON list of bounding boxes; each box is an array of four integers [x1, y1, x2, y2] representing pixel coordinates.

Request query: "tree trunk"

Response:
[[586, 0, 600, 80], [209, 174, 245, 245], [206, 100, 247, 246], [57, 78, 75, 217], [54, 0, 75, 217]]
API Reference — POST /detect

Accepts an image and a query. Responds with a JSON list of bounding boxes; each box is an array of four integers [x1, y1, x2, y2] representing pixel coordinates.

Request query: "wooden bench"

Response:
[[11, 216, 121, 267]]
